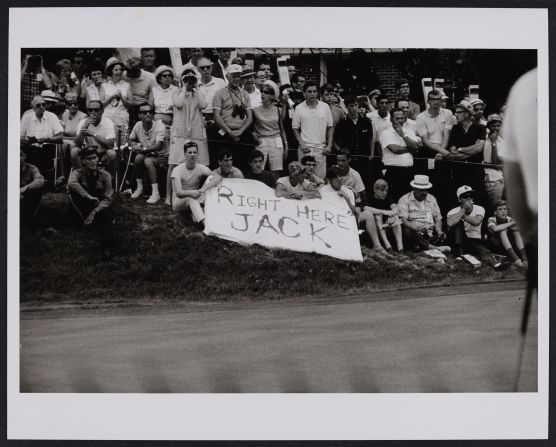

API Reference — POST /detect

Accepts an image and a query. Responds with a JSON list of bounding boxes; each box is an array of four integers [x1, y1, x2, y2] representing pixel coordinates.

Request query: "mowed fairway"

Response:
[[20, 283, 537, 393]]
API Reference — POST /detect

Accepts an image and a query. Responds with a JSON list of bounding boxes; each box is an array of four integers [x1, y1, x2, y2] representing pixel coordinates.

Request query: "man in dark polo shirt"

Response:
[[333, 95, 374, 188], [448, 100, 487, 207]]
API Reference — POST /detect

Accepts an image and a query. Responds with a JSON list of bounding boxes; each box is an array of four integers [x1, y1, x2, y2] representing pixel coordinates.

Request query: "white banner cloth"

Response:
[[204, 179, 363, 262]]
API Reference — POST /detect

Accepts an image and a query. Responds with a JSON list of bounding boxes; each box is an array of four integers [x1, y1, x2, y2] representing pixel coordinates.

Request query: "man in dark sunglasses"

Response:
[[128, 104, 167, 204], [72, 100, 117, 182]]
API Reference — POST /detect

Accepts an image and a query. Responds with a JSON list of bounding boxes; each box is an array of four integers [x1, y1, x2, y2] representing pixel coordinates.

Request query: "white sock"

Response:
[[135, 179, 143, 189], [151, 183, 159, 195]]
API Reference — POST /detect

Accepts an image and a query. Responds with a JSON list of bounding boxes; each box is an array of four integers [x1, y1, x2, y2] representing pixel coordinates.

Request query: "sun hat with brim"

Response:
[[179, 66, 198, 79], [226, 64, 243, 75], [240, 66, 256, 78], [263, 80, 279, 98], [154, 65, 175, 80], [486, 113, 502, 125], [105, 57, 123, 73], [457, 185, 475, 198], [470, 98, 486, 108], [410, 174, 433, 189], [40, 90, 58, 103], [454, 100, 475, 115]]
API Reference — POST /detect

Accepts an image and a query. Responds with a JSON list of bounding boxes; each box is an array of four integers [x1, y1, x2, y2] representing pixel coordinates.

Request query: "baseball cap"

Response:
[[457, 185, 475, 198], [226, 64, 243, 75]]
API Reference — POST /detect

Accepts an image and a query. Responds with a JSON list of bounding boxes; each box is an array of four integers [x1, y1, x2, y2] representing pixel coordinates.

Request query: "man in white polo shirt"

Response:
[[379, 108, 420, 202], [197, 56, 226, 120], [292, 81, 334, 179]]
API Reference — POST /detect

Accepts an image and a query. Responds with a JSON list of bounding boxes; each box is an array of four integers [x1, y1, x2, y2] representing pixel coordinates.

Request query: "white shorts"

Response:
[[258, 135, 284, 172]]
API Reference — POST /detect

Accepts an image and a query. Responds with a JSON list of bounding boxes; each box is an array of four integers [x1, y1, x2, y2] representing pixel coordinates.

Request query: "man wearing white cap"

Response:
[[397, 174, 446, 251], [211, 64, 254, 172], [447, 185, 505, 268], [469, 98, 487, 126], [241, 66, 261, 108], [483, 113, 506, 209]]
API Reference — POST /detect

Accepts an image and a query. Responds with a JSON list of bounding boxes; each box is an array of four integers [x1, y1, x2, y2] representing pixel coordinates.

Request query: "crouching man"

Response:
[[171, 141, 221, 230], [67, 145, 116, 258], [20, 149, 45, 227]]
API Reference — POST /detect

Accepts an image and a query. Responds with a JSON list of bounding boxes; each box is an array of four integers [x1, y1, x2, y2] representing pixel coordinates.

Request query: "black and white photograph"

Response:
[[7, 6, 549, 441]]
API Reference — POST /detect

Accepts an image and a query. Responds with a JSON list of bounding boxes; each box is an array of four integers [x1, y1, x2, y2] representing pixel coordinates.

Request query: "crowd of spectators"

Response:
[[19, 48, 529, 267]]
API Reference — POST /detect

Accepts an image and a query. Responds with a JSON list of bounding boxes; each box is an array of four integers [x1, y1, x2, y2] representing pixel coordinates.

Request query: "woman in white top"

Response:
[[102, 57, 130, 142], [252, 80, 288, 179]]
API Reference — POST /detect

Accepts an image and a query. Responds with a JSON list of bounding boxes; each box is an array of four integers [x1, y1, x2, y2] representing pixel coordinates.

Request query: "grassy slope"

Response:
[[20, 193, 525, 306]]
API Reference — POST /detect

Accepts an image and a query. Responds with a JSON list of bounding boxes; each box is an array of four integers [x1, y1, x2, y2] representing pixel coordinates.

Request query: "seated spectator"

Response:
[[72, 100, 116, 181], [365, 179, 403, 253], [379, 107, 420, 202], [20, 149, 45, 227], [128, 103, 167, 204], [61, 92, 86, 177], [319, 166, 386, 255], [67, 146, 116, 258], [252, 80, 288, 179], [103, 57, 130, 132], [335, 148, 366, 207], [244, 149, 276, 188], [275, 161, 320, 200], [171, 142, 220, 229], [398, 174, 446, 252], [301, 155, 324, 188], [447, 185, 505, 269], [20, 95, 64, 184], [487, 200, 528, 267], [483, 114, 506, 211], [212, 149, 244, 178]]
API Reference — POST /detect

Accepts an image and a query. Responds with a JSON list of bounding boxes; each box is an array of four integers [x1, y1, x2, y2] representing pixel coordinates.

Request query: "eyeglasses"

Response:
[[88, 108, 101, 113], [261, 89, 274, 95], [199, 66, 212, 70], [35, 103, 46, 108], [140, 109, 153, 115], [159, 73, 173, 78]]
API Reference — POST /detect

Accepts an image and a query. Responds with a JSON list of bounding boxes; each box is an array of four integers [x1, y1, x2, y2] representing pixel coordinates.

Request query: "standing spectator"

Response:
[[53, 59, 80, 99], [255, 70, 267, 90], [128, 103, 167, 204], [171, 142, 219, 229], [275, 161, 320, 200], [82, 62, 106, 108], [123, 57, 156, 127], [398, 174, 446, 252], [252, 80, 288, 179], [61, 92, 87, 177], [258, 61, 274, 81], [321, 83, 345, 127], [487, 200, 528, 267], [367, 88, 381, 112], [72, 100, 116, 181], [470, 98, 487, 126], [415, 89, 456, 214], [396, 79, 420, 119], [182, 48, 203, 80], [150, 65, 178, 125], [102, 57, 130, 133], [211, 149, 244, 179], [245, 149, 276, 188], [167, 67, 208, 204], [197, 57, 226, 119], [379, 108, 420, 202], [211, 64, 254, 172], [211, 48, 233, 83], [447, 186, 505, 269], [336, 148, 367, 207], [241, 66, 261, 108], [20, 149, 45, 227], [483, 114, 506, 210], [396, 99, 418, 133], [333, 95, 374, 188], [292, 81, 333, 179], [291, 74, 306, 93], [367, 94, 392, 187], [140, 48, 157, 74], [448, 100, 487, 207], [21, 54, 53, 113], [67, 146, 116, 259], [287, 65, 297, 78]]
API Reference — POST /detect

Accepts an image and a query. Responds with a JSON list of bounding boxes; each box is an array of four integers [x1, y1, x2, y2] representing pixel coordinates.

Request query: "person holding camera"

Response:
[[211, 64, 255, 173], [21, 54, 53, 113], [166, 67, 208, 205]]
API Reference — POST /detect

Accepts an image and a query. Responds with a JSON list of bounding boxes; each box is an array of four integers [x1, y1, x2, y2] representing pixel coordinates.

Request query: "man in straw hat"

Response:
[[397, 174, 447, 252]]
